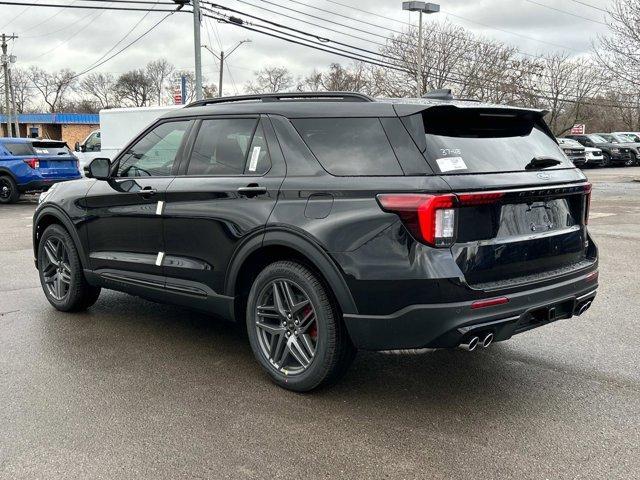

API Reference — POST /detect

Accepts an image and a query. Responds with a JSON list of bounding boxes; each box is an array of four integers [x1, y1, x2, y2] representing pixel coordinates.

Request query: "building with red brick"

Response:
[[0, 113, 99, 147]]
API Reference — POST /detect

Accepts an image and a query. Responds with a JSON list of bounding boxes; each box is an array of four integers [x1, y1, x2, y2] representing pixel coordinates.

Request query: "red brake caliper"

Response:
[[303, 305, 317, 339]]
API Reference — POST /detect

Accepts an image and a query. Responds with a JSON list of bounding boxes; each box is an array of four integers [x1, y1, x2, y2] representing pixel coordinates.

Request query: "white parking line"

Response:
[[589, 212, 616, 219]]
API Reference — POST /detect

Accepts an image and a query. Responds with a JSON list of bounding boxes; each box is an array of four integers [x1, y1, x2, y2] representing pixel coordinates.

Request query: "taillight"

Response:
[[584, 182, 592, 225], [377, 193, 456, 247], [23, 158, 40, 169]]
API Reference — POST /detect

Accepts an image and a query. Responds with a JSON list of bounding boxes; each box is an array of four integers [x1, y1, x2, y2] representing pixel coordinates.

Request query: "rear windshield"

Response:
[[3, 143, 35, 156], [32, 142, 72, 156], [292, 118, 403, 176], [403, 107, 573, 174]]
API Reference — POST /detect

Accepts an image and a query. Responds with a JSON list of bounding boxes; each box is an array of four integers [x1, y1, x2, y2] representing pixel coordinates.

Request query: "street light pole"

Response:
[[203, 40, 251, 98], [192, 0, 203, 101], [402, 2, 440, 97]]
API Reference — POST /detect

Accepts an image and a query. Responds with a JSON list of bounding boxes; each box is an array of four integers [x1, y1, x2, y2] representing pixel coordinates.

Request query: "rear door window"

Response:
[[292, 118, 403, 176], [187, 118, 271, 176], [3, 143, 35, 156], [403, 107, 574, 174]]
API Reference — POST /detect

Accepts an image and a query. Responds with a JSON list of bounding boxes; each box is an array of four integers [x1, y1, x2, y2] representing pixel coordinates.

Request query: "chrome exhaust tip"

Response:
[[459, 336, 479, 352], [575, 300, 593, 316], [481, 333, 494, 348]]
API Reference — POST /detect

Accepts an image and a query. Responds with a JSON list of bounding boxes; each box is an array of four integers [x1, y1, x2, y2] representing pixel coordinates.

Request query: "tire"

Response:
[[0, 175, 20, 204], [246, 260, 356, 392], [601, 153, 611, 168], [624, 156, 635, 167], [37, 224, 101, 312]]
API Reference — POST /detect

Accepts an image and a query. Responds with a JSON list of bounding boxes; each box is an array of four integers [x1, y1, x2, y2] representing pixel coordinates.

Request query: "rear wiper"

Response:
[[525, 156, 562, 170]]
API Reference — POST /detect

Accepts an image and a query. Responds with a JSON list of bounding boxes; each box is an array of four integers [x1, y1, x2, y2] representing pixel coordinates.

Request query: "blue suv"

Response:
[[0, 138, 81, 204]]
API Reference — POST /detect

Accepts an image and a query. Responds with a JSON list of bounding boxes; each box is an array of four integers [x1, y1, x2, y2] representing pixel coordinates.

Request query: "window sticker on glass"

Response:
[[436, 156, 467, 172], [248, 146, 261, 172]]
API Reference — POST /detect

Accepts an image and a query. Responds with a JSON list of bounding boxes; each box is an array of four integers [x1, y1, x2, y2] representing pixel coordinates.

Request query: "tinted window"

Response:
[[187, 118, 258, 176], [32, 142, 72, 156], [292, 118, 403, 176], [406, 108, 573, 174], [117, 121, 189, 177], [3, 143, 35, 156]]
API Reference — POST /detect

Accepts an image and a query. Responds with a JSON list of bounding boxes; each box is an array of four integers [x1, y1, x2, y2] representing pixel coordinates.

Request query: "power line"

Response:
[[523, 0, 608, 25], [320, 0, 579, 53], [18, 0, 77, 34], [22, 9, 97, 38], [0, 1, 176, 12], [203, 9, 640, 110], [207, 1, 591, 89], [0, 0, 40, 30], [70, 8, 178, 79], [566, 0, 609, 14]]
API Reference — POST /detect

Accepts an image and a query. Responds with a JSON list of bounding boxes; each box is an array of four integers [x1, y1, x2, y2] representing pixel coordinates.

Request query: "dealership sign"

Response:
[[571, 124, 586, 135]]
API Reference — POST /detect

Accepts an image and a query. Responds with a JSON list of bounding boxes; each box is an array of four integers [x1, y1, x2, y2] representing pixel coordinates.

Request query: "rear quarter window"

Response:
[[2, 143, 35, 156], [292, 118, 403, 176]]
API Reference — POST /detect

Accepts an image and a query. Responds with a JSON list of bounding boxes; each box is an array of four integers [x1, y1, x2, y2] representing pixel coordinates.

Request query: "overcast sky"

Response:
[[0, 0, 615, 94]]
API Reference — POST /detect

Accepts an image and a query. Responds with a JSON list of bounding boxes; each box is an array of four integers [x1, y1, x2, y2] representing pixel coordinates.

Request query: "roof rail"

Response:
[[185, 91, 375, 108]]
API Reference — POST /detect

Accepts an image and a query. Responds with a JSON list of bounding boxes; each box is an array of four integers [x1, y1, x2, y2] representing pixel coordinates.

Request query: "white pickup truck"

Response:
[[74, 105, 182, 171]]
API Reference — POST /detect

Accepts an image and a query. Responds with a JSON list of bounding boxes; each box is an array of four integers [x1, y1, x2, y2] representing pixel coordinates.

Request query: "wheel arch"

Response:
[[33, 206, 89, 270], [225, 229, 358, 321], [0, 166, 18, 182]]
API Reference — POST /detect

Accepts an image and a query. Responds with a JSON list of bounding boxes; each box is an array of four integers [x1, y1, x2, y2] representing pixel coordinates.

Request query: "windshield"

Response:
[[559, 139, 582, 148], [612, 133, 634, 143], [406, 107, 573, 174], [587, 134, 608, 144]]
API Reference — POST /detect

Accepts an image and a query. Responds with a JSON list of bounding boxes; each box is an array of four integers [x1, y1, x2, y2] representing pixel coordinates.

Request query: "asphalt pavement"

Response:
[[1, 168, 639, 479]]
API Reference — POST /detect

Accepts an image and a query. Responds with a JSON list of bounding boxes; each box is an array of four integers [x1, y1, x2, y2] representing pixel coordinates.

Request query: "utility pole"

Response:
[[218, 50, 224, 98], [203, 40, 251, 98], [402, 2, 440, 97], [1, 33, 18, 137], [192, 0, 203, 101], [9, 68, 19, 136]]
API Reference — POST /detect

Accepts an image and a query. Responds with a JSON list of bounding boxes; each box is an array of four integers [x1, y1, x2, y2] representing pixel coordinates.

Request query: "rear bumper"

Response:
[[343, 269, 599, 350], [18, 177, 80, 193]]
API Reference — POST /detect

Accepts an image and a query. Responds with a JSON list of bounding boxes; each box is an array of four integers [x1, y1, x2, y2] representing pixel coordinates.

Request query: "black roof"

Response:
[[161, 91, 546, 120]]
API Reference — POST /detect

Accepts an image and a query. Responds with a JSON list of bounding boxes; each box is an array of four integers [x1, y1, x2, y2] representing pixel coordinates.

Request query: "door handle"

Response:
[[237, 184, 267, 198], [138, 186, 157, 196]]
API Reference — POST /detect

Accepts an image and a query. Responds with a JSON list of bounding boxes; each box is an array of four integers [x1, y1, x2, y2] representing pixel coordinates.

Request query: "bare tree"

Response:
[[297, 63, 369, 93], [246, 66, 294, 93], [533, 53, 603, 136], [115, 69, 153, 107], [146, 58, 175, 105], [29, 66, 76, 113], [596, 0, 640, 88], [78, 72, 118, 109], [8, 67, 31, 113]]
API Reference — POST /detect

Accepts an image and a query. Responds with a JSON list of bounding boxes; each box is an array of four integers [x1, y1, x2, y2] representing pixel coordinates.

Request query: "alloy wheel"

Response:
[[254, 279, 319, 375], [0, 178, 12, 200], [41, 237, 72, 301]]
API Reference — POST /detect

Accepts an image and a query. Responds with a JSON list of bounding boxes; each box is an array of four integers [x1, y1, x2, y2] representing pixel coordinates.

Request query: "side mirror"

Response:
[[74, 142, 80, 152], [85, 158, 111, 180]]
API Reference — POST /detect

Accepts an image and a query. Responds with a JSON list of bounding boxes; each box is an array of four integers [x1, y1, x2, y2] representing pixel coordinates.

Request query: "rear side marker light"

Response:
[[23, 158, 40, 169], [471, 297, 509, 310], [585, 270, 598, 283]]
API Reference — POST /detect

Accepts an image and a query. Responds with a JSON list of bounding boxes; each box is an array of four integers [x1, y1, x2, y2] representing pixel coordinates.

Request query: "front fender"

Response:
[[33, 204, 90, 270]]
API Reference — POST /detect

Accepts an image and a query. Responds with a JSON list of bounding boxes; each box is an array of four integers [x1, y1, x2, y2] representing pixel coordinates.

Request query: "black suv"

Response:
[[33, 92, 599, 391], [565, 134, 634, 167]]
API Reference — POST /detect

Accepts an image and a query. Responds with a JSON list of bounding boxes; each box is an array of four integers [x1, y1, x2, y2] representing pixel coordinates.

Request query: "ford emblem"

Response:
[[537, 172, 551, 180]]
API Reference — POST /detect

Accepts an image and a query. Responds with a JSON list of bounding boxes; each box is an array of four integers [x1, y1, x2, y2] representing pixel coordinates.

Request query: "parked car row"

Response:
[[560, 132, 640, 168]]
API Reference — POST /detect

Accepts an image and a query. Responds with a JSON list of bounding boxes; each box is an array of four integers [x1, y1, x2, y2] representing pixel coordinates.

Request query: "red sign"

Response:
[[173, 86, 182, 105], [571, 124, 585, 135]]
